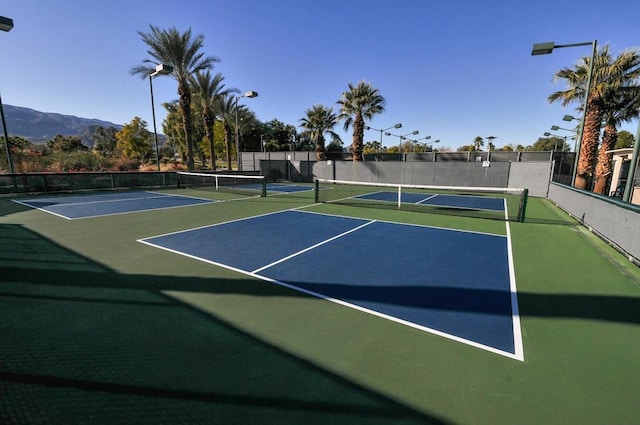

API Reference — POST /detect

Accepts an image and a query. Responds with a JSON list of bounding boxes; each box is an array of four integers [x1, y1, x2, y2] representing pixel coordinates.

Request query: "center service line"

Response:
[[251, 220, 377, 274]]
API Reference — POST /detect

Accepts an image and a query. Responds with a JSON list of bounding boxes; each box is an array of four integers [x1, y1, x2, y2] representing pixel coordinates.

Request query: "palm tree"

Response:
[[299, 105, 341, 160], [548, 45, 640, 190], [336, 81, 385, 161], [592, 52, 640, 194], [214, 93, 256, 170], [131, 25, 219, 170], [473, 136, 484, 151], [216, 94, 237, 170], [191, 71, 237, 170]]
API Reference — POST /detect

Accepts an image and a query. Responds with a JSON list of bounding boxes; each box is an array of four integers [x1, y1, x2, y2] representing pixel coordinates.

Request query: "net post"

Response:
[[397, 185, 402, 209], [314, 179, 320, 203], [519, 188, 529, 223], [261, 177, 267, 197]]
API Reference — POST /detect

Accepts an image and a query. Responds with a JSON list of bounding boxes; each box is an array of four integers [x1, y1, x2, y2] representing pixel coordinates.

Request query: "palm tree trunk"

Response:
[[224, 123, 233, 170], [316, 136, 326, 161], [204, 112, 216, 171], [351, 113, 364, 161], [575, 98, 603, 190], [593, 121, 617, 194], [178, 86, 195, 170]]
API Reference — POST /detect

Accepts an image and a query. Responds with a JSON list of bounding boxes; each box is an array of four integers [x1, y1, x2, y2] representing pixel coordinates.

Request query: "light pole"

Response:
[[149, 63, 173, 171], [550, 125, 578, 151], [544, 132, 574, 151], [410, 135, 431, 152], [551, 125, 577, 133], [623, 120, 640, 202], [234, 90, 258, 171], [385, 130, 419, 152], [532, 39, 597, 187], [486, 136, 497, 160], [365, 123, 402, 159], [1, 15, 14, 173]]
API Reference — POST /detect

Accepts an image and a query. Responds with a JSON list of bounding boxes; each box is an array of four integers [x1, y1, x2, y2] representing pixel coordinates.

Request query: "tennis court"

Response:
[[1, 178, 639, 424], [355, 190, 506, 212], [12, 191, 214, 219], [140, 210, 522, 359]]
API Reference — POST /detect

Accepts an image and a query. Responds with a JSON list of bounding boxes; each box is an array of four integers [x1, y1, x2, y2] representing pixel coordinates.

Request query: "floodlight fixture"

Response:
[[151, 63, 173, 77], [531, 40, 593, 56], [0, 16, 13, 32], [366, 124, 403, 160], [244, 90, 258, 98], [531, 42, 555, 55]]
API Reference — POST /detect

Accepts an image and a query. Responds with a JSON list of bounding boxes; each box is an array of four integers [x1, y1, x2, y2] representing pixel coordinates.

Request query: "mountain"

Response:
[[2, 104, 123, 146]]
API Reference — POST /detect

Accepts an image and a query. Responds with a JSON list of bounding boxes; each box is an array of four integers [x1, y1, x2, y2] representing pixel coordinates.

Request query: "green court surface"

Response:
[[1, 187, 639, 424]]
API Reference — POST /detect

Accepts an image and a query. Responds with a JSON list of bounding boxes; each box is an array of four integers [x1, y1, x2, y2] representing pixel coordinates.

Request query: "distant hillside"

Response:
[[2, 104, 123, 146]]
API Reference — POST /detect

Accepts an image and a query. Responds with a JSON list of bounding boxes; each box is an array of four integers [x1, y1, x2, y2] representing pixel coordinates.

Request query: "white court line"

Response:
[[140, 207, 524, 361], [504, 199, 524, 361], [416, 194, 438, 204], [11, 199, 74, 220], [251, 220, 376, 274]]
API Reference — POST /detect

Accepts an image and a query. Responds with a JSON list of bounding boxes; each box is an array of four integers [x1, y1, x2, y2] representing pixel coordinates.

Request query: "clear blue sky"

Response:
[[2, 0, 639, 151]]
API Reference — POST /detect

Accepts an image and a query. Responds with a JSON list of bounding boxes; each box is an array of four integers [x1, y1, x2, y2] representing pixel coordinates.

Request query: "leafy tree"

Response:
[[549, 44, 640, 190], [337, 81, 386, 161], [116, 117, 153, 161], [92, 126, 119, 157], [457, 145, 475, 152], [615, 130, 635, 149], [532, 137, 568, 151], [236, 108, 260, 153], [260, 119, 296, 152], [363, 140, 382, 154], [299, 104, 341, 160], [191, 71, 237, 170], [162, 100, 206, 164], [47, 135, 88, 153], [131, 25, 219, 170], [326, 140, 344, 152]]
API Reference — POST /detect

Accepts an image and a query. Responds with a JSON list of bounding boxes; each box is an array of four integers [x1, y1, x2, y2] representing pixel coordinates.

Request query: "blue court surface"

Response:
[[267, 183, 313, 193], [233, 182, 312, 193], [356, 191, 506, 211], [13, 191, 213, 219], [140, 210, 523, 360]]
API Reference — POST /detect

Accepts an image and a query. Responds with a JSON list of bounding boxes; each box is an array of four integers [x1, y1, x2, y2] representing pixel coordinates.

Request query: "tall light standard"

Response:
[[622, 119, 640, 202], [544, 132, 574, 151], [365, 123, 402, 159], [385, 130, 419, 152], [149, 63, 173, 171], [532, 39, 597, 187], [0, 15, 14, 173], [551, 125, 578, 151], [234, 90, 258, 170], [486, 136, 497, 160], [410, 135, 431, 152]]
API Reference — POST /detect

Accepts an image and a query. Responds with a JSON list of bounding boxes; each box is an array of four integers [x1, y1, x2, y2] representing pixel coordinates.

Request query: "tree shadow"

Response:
[[0, 223, 449, 424]]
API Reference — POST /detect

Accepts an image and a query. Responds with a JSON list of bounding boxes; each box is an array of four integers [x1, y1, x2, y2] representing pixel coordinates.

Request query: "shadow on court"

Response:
[[2, 224, 639, 424], [0, 223, 448, 424]]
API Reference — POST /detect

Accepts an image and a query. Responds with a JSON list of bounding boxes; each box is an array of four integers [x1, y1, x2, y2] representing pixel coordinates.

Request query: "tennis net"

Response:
[[314, 179, 528, 222], [177, 172, 267, 197]]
